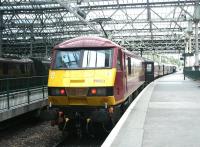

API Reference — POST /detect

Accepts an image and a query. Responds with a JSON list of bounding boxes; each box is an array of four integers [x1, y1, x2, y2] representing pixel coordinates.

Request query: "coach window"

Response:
[[117, 50, 122, 70], [0, 63, 2, 76], [128, 57, 131, 75], [20, 64, 25, 74], [3, 63, 8, 75], [146, 63, 152, 72]]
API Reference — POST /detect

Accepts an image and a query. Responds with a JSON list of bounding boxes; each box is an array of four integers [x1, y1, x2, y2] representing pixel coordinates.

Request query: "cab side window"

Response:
[[146, 63, 152, 72], [3, 63, 8, 75], [117, 50, 122, 70], [127, 57, 131, 75]]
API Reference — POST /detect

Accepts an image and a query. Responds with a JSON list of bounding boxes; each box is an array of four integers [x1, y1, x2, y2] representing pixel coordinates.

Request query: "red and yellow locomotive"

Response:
[[48, 37, 146, 135]]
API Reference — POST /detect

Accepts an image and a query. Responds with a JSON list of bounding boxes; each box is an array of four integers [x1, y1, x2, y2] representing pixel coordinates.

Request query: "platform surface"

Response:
[[102, 72, 200, 147], [0, 87, 48, 121]]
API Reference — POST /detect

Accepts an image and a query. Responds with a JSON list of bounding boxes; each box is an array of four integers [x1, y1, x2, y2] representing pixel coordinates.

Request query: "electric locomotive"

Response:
[[48, 36, 146, 136]]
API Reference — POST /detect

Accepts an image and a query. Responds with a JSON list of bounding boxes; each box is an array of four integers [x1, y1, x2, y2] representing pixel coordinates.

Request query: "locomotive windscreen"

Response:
[[53, 48, 113, 69]]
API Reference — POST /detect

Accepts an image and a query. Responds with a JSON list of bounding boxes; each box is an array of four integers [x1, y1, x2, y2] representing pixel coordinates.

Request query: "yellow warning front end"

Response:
[[48, 68, 116, 106]]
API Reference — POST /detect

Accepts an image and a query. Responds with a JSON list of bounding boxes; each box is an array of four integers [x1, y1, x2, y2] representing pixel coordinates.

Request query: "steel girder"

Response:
[[0, 0, 199, 57]]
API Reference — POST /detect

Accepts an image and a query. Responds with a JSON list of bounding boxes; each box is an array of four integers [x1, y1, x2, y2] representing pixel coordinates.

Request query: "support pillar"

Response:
[[30, 40, 33, 57], [185, 40, 189, 53], [45, 45, 48, 59], [187, 20, 193, 53], [0, 3, 3, 57], [159, 55, 162, 63], [188, 36, 192, 66], [188, 37, 192, 53], [185, 40, 189, 67], [194, 21, 199, 69], [30, 27, 34, 57], [193, 0, 200, 70], [140, 48, 143, 57], [183, 48, 186, 80]]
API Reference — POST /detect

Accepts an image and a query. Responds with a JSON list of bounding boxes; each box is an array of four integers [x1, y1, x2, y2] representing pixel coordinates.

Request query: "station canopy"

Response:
[[0, 0, 199, 57]]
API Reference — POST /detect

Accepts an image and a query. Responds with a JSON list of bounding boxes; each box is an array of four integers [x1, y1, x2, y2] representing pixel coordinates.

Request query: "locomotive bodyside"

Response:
[[123, 50, 145, 100]]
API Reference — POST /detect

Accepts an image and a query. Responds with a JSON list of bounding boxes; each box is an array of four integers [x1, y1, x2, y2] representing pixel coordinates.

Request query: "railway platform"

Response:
[[0, 86, 48, 122], [0, 76, 48, 122], [102, 72, 200, 147]]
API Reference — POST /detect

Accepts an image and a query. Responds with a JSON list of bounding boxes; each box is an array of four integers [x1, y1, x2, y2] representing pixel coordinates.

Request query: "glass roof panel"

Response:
[[0, 0, 198, 57]]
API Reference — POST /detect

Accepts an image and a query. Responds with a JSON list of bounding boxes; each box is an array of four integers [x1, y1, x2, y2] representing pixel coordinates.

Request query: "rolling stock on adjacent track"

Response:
[[0, 57, 49, 78], [47, 36, 176, 137], [0, 57, 50, 92]]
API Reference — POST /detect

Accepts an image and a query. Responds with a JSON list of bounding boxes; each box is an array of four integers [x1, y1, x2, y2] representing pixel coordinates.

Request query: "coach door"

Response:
[[144, 61, 154, 82]]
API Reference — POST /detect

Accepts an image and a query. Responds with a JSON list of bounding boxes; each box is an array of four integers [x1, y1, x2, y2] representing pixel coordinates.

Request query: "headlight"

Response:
[[48, 87, 67, 96], [88, 87, 113, 96]]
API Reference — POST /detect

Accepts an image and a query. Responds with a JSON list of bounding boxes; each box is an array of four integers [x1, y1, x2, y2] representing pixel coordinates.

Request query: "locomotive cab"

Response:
[[48, 47, 117, 107]]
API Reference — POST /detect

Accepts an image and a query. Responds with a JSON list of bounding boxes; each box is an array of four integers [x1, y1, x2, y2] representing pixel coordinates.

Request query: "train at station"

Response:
[[144, 61, 176, 82], [47, 36, 176, 137], [0, 57, 50, 78], [0, 57, 50, 92]]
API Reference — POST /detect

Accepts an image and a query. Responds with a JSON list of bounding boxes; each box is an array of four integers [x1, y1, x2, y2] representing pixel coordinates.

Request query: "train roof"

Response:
[[0, 57, 33, 63], [121, 49, 144, 61], [55, 36, 122, 49], [54, 36, 145, 61]]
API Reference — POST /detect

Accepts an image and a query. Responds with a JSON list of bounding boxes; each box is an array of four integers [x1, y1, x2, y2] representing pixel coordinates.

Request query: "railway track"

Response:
[[0, 113, 107, 147], [0, 110, 40, 130], [53, 136, 66, 147], [52, 133, 107, 147]]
